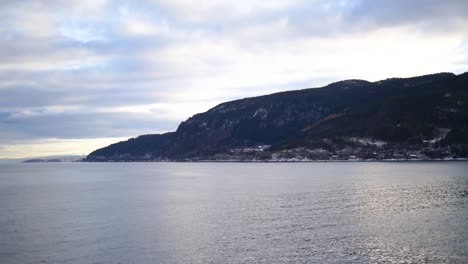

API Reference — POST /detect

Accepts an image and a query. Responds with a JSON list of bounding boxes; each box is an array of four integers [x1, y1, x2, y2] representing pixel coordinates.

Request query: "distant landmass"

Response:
[[85, 72, 468, 162], [23, 158, 63, 163], [21, 155, 86, 163]]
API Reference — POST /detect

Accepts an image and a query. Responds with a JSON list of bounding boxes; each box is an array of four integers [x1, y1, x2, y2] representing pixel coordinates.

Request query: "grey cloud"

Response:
[[0, 82, 166, 108], [0, 111, 178, 140], [344, 0, 468, 30]]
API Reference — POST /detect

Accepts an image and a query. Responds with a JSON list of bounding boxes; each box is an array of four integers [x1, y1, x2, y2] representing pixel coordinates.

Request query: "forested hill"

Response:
[[86, 72, 468, 161]]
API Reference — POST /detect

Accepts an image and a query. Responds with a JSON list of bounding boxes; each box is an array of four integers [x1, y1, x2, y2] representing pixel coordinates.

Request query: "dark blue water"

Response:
[[1, 162, 467, 263]]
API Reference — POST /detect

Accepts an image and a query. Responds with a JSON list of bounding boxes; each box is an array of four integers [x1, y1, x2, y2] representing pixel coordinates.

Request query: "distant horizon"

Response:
[[1, 0, 468, 158], [0, 154, 87, 161]]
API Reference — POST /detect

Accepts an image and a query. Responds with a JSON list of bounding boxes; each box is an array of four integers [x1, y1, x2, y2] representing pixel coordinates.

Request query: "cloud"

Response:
[[154, 0, 298, 22], [1, 110, 178, 139], [343, 0, 468, 33], [346, 0, 468, 27], [0, 137, 128, 158], [0, 0, 467, 157]]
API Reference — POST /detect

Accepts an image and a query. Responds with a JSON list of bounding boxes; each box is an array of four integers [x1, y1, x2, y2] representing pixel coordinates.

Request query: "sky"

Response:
[[1, 0, 468, 158]]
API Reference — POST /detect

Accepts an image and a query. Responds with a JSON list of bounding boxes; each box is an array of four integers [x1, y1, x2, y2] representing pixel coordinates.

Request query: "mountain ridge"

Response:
[[85, 72, 468, 161]]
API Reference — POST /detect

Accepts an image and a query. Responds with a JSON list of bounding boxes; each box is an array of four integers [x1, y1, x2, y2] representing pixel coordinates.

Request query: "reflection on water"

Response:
[[0, 162, 467, 263]]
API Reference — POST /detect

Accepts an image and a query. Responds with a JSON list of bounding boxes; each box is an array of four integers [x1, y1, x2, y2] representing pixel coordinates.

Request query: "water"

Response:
[[0, 162, 467, 263]]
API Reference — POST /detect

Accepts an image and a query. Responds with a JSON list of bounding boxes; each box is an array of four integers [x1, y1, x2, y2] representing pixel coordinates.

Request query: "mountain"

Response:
[[85, 72, 468, 161]]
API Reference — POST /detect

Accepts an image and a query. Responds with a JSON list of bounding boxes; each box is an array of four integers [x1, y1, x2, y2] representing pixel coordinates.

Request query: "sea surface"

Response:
[[0, 162, 467, 263]]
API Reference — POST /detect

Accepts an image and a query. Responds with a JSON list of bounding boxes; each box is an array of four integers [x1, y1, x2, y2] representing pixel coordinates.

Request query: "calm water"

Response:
[[0, 162, 467, 263]]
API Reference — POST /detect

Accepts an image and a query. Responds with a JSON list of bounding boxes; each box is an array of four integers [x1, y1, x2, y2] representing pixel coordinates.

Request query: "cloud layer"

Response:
[[1, 0, 467, 157]]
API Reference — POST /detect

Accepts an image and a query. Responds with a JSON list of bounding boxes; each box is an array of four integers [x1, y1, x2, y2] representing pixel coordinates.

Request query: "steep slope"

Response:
[[86, 72, 468, 161], [87, 133, 174, 161]]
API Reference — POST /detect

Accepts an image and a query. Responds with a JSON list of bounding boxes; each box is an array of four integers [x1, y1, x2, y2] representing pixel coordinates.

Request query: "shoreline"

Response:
[[81, 158, 468, 163]]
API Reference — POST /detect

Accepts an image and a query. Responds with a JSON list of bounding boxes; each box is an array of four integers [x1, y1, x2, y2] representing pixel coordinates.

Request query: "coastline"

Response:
[[81, 158, 468, 163]]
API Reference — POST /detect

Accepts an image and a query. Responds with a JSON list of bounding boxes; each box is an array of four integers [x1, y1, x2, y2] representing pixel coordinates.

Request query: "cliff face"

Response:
[[86, 72, 468, 161]]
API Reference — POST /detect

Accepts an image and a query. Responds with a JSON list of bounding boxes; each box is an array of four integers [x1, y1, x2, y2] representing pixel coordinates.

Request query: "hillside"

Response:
[[85, 72, 468, 161]]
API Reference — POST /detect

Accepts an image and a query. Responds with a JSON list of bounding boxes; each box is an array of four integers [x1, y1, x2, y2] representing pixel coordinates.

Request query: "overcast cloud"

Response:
[[1, 0, 467, 158]]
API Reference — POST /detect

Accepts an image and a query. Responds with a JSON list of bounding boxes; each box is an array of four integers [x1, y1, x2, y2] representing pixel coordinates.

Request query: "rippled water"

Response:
[[1, 162, 467, 263]]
